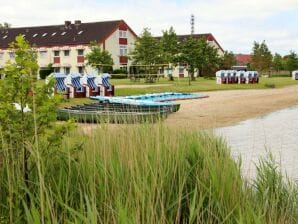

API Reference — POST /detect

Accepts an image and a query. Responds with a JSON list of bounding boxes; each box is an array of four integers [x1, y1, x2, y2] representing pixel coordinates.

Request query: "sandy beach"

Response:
[[79, 85, 298, 133], [165, 85, 298, 130]]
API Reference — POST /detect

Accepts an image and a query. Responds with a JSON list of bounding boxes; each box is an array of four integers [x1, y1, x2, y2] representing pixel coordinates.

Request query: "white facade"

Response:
[[0, 21, 137, 76]]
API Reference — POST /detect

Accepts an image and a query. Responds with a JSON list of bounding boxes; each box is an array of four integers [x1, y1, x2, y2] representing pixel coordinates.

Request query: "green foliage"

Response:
[[112, 68, 128, 74], [272, 53, 284, 71], [0, 124, 297, 223], [85, 41, 114, 73], [284, 51, 298, 73], [159, 27, 179, 64], [251, 41, 273, 73], [130, 28, 161, 65], [0, 35, 69, 222], [111, 74, 128, 79], [220, 51, 236, 69], [178, 37, 220, 80]]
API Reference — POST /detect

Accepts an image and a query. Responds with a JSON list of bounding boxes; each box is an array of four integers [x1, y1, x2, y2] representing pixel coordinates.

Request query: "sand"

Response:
[[165, 85, 298, 130], [79, 85, 298, 133]]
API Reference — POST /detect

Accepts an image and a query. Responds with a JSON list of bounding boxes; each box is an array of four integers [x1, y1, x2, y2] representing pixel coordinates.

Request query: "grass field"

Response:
[[1, 124, 297, 223], [113, 76, 298, 96]]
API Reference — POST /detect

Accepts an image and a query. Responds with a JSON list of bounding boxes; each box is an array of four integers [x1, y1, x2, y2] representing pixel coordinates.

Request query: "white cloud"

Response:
[[0, 0, 297, 54]]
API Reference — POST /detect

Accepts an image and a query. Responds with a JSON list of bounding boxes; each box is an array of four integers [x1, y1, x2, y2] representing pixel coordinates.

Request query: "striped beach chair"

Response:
[[66, 74, 86, 98], [82, 74, 100, 97], [100, 73, 114, 96]]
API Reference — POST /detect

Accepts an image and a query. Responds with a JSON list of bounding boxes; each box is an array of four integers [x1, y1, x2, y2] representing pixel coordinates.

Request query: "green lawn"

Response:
[[113, 77, 298, 96], [24, 76, 298, 106]]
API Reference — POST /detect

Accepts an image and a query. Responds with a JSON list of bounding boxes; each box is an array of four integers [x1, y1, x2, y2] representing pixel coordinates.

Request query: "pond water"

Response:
[[216, 106, 298, 180]]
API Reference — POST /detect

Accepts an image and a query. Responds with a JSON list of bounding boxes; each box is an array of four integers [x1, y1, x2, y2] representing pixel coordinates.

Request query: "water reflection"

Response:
[[216, 106, 298, 180]]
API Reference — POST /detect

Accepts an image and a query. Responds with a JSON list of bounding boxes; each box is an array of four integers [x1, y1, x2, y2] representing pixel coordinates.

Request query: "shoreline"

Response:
[[164, 85, 298, 130], [79, 85, 298, 133]]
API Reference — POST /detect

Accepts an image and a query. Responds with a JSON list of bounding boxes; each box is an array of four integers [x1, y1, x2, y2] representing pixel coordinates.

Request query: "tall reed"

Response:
[[0, 123, 297, 223]]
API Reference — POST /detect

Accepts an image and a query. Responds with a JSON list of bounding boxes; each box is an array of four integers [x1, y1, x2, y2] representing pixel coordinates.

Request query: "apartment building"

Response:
[[0, 20, 137, 75]]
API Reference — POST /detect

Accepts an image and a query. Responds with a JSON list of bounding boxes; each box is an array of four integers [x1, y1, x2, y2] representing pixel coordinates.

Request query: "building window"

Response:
[[42, 33, 47, 37], [119, 30, 127, 38], [9, 52, 15, 59], [39, 51, 47, 58], [33, 33, 38, 37], [64, 67, 70, 74], [77, 31, 83, 35], [77, 49, 84, 56], [54, 50, 60, 57], [54, 67, 60, 73], [0, 53, 3, 59], [52, 32, 57, 36], [61, 32, 66, 36], [64, 50, 70, 56], [78, 66, 84, 74], [120, 45, 128, 56]]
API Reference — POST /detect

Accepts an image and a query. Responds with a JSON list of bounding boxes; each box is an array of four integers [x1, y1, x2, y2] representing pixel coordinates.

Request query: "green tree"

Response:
[[272, 53, 284, 72], [130, 28, 161, 65], [159, 27, 179, 80], [0, 35, 65, 222], [251, 41, 273, 75], [159, 27, 179, 63], [179, 37, 220, 83], [199, 40, 221, 76], [284, 51, 298, 74], [86, 41, 114, 73], [178, 37, 200, 83], [220, 51, 236, 70]]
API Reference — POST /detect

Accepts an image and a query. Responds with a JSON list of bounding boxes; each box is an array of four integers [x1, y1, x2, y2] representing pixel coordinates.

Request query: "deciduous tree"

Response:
[[0, 35, 66, 222], [272, 53, 284, 72], [251, 41, 273, 74], [284, 51, 298, 74], [130, 28, 161, 65], [220, 51, 236, 70], [86, 41, 114, 73]]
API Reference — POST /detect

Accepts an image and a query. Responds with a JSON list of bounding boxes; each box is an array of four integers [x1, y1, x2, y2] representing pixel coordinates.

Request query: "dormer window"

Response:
[[78, 30, 83, 35], [52, 32, 56, 36], [42, 33, 47, 37], [61, 32, 66, 36], [33, 33, 38, 37]]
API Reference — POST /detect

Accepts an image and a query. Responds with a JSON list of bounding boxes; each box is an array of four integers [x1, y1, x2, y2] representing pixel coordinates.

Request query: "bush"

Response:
[[113, 69, 128, 74], [111, 74, 128, 79], [264, 83, 276, 88]]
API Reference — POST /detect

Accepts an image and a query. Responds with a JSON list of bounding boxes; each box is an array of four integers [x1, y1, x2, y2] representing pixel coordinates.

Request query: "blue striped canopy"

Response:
[[71, 75, 84, 92], [54, 77, 67, 92], [101, 73, 112, 91], [87, 77, 97, 90]]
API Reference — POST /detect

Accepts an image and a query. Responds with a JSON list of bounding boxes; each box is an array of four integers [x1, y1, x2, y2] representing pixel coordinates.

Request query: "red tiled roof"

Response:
[[0, 20, 137, 49], [235, 54, 252, 65]]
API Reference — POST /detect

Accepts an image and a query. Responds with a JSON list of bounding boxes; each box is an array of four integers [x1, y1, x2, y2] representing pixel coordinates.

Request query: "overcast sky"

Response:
[[1, 0, 298, 55]]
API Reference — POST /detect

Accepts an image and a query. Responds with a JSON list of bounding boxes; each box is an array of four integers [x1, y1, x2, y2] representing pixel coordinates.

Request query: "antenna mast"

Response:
[[190, 14, 195, 35]]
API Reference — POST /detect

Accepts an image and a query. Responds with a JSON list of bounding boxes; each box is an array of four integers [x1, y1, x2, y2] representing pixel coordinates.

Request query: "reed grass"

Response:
[[0, 123, 297, 223]]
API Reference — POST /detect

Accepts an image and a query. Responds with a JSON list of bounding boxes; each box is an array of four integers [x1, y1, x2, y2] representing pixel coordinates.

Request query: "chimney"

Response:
[[74, 20, 81, 25], [64, 20, 71, 28]]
